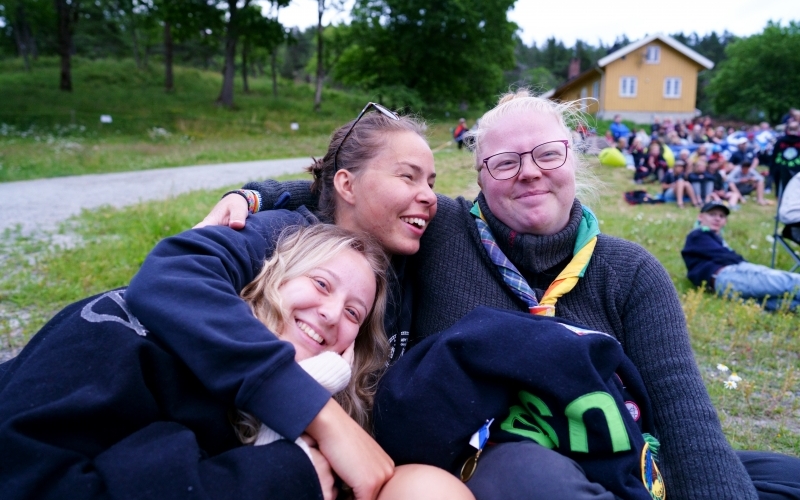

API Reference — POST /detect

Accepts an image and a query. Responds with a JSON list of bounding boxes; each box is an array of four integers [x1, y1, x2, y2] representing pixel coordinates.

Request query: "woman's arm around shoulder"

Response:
[[126, 210, 331, 440]]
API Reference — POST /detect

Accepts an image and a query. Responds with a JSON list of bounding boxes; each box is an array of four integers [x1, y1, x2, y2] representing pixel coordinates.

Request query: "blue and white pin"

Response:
[[460, 418, 494, 482]]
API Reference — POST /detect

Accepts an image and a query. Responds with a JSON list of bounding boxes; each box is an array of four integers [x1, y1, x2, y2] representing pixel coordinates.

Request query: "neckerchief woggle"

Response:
[[470, 201, 600, 316]]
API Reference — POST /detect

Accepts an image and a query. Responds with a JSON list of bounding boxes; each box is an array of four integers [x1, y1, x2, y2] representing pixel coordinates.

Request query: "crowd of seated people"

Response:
[[611, 113, 800, 208]]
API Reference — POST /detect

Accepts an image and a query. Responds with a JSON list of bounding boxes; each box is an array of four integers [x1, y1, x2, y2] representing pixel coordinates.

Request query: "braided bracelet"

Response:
[[223, 189, 262, 214]]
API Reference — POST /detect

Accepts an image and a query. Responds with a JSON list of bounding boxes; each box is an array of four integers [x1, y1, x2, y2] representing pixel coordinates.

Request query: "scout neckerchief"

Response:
[[470, 201, 600, 316]]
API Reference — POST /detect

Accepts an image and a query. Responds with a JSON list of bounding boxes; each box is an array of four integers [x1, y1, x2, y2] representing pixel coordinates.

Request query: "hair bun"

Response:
[[309, 156, 325, 179]]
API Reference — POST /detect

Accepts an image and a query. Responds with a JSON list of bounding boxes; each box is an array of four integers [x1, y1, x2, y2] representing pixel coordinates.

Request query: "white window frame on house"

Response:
[[645, 45, 660, 64], [619, 77, 637, 98], [664, 77, 682, 98], [592, 81, 599, 98]]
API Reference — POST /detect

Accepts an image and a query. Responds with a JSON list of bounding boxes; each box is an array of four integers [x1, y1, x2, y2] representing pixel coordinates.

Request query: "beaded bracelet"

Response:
[[223, 189, 261, 214]]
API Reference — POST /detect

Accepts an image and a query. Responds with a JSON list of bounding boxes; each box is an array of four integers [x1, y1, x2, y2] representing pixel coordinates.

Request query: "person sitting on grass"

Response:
[[660, 159, 698, 207], [610, 114, 630, 142], [708, 156, 742, 209], [634, 141, 668, 183], [681, 201, 800, 311], [629, 136, 647, 168], [728, 160, 773, 206], [687, 157, 715, 205]]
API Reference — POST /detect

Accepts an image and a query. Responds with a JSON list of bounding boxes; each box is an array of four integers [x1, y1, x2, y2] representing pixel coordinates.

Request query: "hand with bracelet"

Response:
[[195, 189, 260, 229]]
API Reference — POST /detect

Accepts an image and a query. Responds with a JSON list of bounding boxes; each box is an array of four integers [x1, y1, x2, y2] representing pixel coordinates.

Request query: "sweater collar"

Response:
[[476, 193, 584, 274]]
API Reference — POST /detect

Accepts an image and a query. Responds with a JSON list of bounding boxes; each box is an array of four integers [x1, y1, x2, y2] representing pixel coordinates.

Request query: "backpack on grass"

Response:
[[624, 190, 664, 205]]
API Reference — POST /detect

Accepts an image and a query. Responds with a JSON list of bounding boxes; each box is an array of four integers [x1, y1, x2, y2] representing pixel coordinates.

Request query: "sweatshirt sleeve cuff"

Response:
[[243, 359, 331, 440]]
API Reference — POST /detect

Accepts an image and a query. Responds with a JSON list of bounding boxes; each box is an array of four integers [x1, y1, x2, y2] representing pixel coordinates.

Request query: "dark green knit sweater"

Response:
[[408, 193, 757, 500], [245, 179, 758, 500]]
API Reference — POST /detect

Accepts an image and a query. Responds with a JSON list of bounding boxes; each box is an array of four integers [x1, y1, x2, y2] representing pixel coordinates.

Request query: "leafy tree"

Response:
[[239, 1, 287, 95], [671, 30, 737, 113], [279, 26, 315, 81], [153, 0, 222, 92], [334, 0, 517, 108], [215, 0, 251, 107], [310, 0, 346, 111], [707, 21, 800, 123], [1, 0, 55, 69], [213, 0, 291, 108]]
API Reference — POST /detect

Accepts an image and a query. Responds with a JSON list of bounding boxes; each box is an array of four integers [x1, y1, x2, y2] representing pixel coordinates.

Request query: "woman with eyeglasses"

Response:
[[191, 91, 800, 499], [124, 104, 476, 500]]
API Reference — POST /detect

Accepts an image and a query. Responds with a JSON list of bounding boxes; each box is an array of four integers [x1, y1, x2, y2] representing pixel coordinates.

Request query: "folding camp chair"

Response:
[[769, 134, 800, 272]]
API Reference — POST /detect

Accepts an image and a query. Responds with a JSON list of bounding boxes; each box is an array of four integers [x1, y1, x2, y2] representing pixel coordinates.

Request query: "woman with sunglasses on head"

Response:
[[124, 104, 475, 500], [207, 92, 800, 500]]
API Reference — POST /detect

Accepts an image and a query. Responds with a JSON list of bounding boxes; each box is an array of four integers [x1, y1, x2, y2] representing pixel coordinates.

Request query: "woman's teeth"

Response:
[[297, 320, 323, 344], [401, 217, 426, 229]]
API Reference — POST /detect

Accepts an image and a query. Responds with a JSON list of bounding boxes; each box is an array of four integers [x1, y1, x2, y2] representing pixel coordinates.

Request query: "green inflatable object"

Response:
[[662, 144, 675, 167], [598, 147, 627, 167]]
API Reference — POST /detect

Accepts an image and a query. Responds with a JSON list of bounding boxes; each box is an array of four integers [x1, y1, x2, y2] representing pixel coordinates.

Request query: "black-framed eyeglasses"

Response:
[[482, 140, 570, 180], [334, 102, 400, 172]]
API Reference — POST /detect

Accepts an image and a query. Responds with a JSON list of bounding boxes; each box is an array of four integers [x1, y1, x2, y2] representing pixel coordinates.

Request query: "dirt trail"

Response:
[[0, 157, 310, 236]]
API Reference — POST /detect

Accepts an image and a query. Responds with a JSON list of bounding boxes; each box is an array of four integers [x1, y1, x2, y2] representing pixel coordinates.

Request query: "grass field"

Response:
[[0, 57, 458, 182], [0, 57, 797, 454]]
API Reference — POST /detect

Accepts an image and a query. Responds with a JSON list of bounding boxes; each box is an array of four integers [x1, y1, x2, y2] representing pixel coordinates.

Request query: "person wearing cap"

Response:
[[681, 201, 800, 311], [727, 160, 772, 205]]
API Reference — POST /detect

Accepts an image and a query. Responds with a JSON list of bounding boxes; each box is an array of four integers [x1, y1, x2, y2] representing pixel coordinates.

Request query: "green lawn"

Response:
[[0, 57, 457, 182]]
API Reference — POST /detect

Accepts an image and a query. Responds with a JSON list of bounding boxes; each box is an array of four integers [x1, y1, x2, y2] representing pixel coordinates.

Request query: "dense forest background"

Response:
[[0, 1, 796, 121]]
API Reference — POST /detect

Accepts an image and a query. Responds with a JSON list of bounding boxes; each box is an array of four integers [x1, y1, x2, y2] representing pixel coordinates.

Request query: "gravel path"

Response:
[[0, 157, 310, 236], [0, 158, 309, 362]]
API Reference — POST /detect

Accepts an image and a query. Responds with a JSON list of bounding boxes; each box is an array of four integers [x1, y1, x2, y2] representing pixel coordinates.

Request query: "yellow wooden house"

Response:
[[542, 33, 714, 122]]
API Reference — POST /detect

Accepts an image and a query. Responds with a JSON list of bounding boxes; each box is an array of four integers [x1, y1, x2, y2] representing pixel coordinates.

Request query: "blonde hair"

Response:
[[234, 224, 390, 441], [465, 88, 599, 202]]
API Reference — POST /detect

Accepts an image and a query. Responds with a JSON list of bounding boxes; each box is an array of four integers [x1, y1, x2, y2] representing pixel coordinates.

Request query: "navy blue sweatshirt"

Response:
[[126, 209, 332, 441], [681, 227, 745, 287], [0, 289, 322, 500], [374, 307, 663, 500]]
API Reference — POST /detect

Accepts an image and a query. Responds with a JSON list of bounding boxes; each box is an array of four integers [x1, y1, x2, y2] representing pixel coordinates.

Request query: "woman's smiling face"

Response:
[[277, 248, 376, 361], [477, 110, 576, 235], [337, 131, 438, 256]]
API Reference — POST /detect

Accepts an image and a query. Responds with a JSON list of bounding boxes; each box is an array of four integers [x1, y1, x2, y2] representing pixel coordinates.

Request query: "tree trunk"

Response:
[[13, 4, 31, 71], [241, 39, 249, 93], [216, 1, 246, 108], [271, 47, 278, 98], [55, 0, 78, 91], [164, 21, 174, 92], [127, 0, 141, 69], [313, 0, 324, 112]]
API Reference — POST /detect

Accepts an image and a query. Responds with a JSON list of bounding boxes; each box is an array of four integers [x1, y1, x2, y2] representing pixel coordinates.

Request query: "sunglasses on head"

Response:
[[334, 102, 400, 172]]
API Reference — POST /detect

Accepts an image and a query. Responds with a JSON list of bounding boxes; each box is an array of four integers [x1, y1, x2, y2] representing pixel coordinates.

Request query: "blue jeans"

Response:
[[715, 262, 800, 311], [661, 188, 693, 203], [465, 441, 800, 500]]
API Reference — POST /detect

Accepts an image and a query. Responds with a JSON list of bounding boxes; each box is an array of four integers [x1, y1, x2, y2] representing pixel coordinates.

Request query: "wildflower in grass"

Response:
[[724, 380, 738, 390], [728, 373, 742, 382], [717, 363, 729, 372]]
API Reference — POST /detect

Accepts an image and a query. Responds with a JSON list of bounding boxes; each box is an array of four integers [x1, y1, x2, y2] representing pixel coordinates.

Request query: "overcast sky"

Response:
[[271, 0, 800, 47]]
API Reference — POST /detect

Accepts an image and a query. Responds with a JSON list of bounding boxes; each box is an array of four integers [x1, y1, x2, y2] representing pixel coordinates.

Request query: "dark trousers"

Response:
[[465, 441, 800, 500]]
